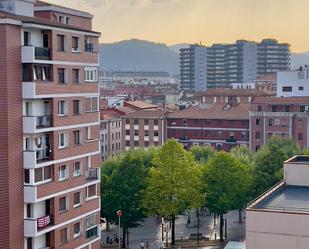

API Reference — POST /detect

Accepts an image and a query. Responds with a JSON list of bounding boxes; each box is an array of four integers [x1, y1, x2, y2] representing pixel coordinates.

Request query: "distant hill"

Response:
[[99, 39, 309, 75], [99, 39, 180, 75]]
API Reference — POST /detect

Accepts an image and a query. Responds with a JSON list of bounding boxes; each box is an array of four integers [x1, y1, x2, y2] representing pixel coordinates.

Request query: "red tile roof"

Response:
[[100, 110, 121, 121], [125, 109, 166, 119], [124, 100, 158, 110]]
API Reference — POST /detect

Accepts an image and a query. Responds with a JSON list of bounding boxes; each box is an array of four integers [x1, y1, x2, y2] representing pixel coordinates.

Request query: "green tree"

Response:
[[142, 139, 204, 245], [191, 145, 215, 163], [101, 151, 150, 247], [252, 136, 301, 197], [230, 146, 252, 166], [202, 151, 250, 241], [304, 148, 309, 155]]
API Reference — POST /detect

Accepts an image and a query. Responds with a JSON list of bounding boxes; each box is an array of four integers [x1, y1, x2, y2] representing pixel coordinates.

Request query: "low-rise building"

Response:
[[250, 97, 309, 151], [246, 155, 309, 249], [167, 103, 250, 151], [100, 110, 122, 161]]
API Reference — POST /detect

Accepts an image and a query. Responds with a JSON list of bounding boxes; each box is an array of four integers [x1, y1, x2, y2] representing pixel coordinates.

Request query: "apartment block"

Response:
[[246, 155, 309, 249], [100, 109, 122, 161], [250, 97, 309, 151], [167, 103, 250, 151], [0, 1, 101, 248], [122, 109, 166, 151], [179, 39, 290, 90]]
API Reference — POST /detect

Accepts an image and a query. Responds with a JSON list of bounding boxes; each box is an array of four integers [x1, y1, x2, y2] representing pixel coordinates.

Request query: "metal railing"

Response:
[[35, 47, 51, 60], [86, 168, 100, 180], [36, 148, 51, 162], [36, 115, 51, 128]]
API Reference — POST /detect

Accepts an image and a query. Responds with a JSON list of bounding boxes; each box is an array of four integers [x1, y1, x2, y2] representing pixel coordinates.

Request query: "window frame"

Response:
[[59, 164, 68, 181]]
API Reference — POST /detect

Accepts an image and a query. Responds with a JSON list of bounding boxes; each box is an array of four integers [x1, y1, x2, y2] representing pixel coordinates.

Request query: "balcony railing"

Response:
[[36, 115, 51, 128], [35, 47, 51, 60], [24, 215, 53, 237], [36, 148, 51, 163], [86, 168, 100, 180], [85, 43, 94, 52]]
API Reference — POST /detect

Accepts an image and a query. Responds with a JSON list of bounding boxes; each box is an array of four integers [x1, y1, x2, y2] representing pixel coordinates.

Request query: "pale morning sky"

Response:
[[48, 0, 309, 52]]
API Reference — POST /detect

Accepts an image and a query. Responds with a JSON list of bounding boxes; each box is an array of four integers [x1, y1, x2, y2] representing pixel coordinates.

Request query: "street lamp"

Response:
[[117, 210, 123, 249]]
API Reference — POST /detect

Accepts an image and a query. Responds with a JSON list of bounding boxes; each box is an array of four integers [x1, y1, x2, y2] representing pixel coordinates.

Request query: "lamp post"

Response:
[[117, 210, 123, 249]]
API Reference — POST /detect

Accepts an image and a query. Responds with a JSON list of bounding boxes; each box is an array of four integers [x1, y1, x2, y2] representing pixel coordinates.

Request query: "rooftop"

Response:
[[253, 185, 309, 213], [125, 100, 158, 110], [125, 109, 166, 119], [252, 96, 309, 104], [195, 88, 271, 97]]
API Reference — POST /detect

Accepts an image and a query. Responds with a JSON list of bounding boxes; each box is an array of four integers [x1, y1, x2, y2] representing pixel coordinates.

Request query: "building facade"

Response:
[[166, 103, 250, 151], [277, 67, 309, 97], [100, 110, 122, 161], [179, 39, 290, 90], [250, 97, 309, 151], [180, 44, 207, 92], [0, 1, 101, 248], [246, 155, 309, 249]]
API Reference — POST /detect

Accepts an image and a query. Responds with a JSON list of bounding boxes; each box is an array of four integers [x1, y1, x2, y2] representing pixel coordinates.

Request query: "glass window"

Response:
[[86, 226, 97, 239], [74, 222, 81, 238], [73, 192, 81, 207], [57, 100, 67, 116], [72, 69, 80, 83], [154, 119, 159, 125], [59, 227, 68, 245], [59, 165, 67, 181], [73, 161, 82, 177], [59, 196, 68, 212], [73, 100, 81, 115], [144, 119, 149, 125], [57, 35, 65, 52], [87, 184, 96, 199], [57, 68, 66, 83], [73, 130, 82, 145], [84, 68, 98, 82], [72, 37, 80, 52], [58, 132, 68, 148]]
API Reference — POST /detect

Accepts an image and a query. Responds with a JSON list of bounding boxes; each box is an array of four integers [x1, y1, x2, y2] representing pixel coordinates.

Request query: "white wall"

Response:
[[277, 70, 309, 97], [0, 0, 35, 17], [246, 210, 309, 249], [22, 28, 43, 47], [284, 163, 309, 187]]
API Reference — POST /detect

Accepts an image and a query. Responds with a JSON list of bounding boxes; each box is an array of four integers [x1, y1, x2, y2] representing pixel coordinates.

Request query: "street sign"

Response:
[[117, 210, 123, 217]]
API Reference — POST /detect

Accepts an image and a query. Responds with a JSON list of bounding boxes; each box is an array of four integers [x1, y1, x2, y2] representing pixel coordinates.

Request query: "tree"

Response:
[[142, 139, 204, 245], [230, 146, 252, 166], [252, 136, 301, 197], [101, 151, 150, 247], [191, 145, 215, 163], [202, 151, 250, 241]]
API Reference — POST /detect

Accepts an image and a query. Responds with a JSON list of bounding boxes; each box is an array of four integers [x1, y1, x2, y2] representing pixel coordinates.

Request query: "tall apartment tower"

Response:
[[257, 39, 290, 77], [180, 44, 207, 92], [0, 1, 101, 248], [180, 39, 289, 91]]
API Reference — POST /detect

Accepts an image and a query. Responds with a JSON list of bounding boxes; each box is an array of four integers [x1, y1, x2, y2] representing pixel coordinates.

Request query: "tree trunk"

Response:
[[171, 215, 176, 245], [213, 213, 216, 227], [127, 228, 129, 246], [122, 227, 126, 248], [219, 214, 224, 242], [106, 219, 110, 231], [238, 208, 242, 223]]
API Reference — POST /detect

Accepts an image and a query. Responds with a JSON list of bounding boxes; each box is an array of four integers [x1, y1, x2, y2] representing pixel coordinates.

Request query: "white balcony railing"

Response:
[[24, 185, 37, 203], [24, 150, 36, 169], [23, 116, 37, 133], [24, 218, 38, 237], [22, 46, 35, 63], [22, 82, 36, 99]]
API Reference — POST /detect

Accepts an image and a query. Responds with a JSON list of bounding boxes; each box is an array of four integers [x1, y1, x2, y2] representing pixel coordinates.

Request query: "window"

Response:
[[154, 130, 159, 137], [144, 130, 149, 136], [73, 100, 82, 115], [59, 196, 68, 212], [25, 169, 30, 184], [57, 35, 65, 52], [73, 192, 81, 207], [255, 132, 261, 139], [72, 37, 80, 52], [126, 130, 130, 135], [59, 227, 68, 245], [257, 105, 262, 111], [134, 141, 139, 147], [58, 132, 68, 148], [126, 140, 130, 146], [57, 68, 66, 83], [271, 105, 277, 112], [282, 86, 292, 92], [144, 119, 149, 125], [86, 226, 97, 239], [30, 65, 51, 82], [134, 130, 139, 136], [72, 69, 80, 83], [59, 165, 67, 181], [87, 184, 96, 199], [73, 130, 82, 145], [300, 106, 306, 112], [298, 133, 303, 140], [84, 67, 98, 82], [34, 166, 52, 183], [74, 222, 81, 238], [73, 161, 82, 177], [269, 119, 273, 126], [256, 119, 261, 125], [241, 132, 246, 139], [126, 119, 130, 124], [57, 100, 67, 116], [285, 106, 290, 112], [299, 86, 304, 91], [145, 141, 149, 147], [86, 126, 91, 140], [85, 97, 98, 112], [154, 119, 159, 125], [134, 119, 139, 125]]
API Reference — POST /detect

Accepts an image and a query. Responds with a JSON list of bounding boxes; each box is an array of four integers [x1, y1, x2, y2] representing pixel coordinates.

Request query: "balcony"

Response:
[[85, 43, 94, 52], [22, 46, 51, 63], [86, 168, 100, 181], [24, 215, 53, 237], [23, 115, 51, 133]]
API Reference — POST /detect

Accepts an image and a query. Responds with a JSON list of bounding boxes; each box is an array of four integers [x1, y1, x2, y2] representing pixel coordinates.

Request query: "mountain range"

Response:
[[99, 39, 309, 75]]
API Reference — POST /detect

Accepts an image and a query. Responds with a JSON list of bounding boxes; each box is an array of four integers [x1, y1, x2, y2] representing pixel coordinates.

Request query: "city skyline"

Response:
[[48, 0, 309, 52]]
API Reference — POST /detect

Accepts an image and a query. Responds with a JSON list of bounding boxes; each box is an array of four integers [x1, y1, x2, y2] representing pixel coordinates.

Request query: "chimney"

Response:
[[0, 0, 35, 17]]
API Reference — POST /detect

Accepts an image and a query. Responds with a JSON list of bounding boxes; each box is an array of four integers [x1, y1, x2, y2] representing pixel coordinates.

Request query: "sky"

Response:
[[48, 0, 309, 52]]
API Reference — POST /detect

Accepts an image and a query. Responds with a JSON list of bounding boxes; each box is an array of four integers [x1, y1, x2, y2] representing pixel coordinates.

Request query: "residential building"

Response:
[[100, 110, 122, 161], [0, 1, 101, 248], [246, 155, 309, 249], [255, 73, 277, 95], [179, 39, 290, 90], [167, 103, 250, 151], [257, 39, 290, 77], [122, 109, 166, 151], [180, 44, 207, 92], [250, 97, 309, 151], [277, 67, 309, 97]]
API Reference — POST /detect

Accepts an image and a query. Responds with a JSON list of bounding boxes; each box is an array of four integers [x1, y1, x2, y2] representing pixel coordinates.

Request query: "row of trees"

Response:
[[101, 136, 302, 246]]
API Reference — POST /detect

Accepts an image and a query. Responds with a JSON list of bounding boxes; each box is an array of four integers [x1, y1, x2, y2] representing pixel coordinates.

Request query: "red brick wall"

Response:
[[0, 24, 24, 249]]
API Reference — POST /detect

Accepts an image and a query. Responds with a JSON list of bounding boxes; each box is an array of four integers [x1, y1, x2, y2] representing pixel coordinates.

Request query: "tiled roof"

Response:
[[252, 96, 309, 104], [125, 100, 158, 110], [167, 103, 250, 120], [125, 109, 166, 119], [116, 106, 136, 115], [100, 110, 121, 121]]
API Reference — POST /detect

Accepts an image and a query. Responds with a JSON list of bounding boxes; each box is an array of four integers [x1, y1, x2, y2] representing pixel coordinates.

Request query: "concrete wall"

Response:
[[284, 163, 309, 187], [277, 70, 309, 97]]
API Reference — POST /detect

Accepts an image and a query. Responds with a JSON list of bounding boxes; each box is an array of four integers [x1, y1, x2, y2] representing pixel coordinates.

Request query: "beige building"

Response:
[[246, 155, 309, 249]]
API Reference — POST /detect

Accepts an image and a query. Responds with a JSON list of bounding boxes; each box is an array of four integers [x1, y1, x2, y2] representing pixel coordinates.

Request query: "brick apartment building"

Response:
[[250, 96, 309, 151], [167, 103, 250, 151], [0, 1, 101, 248], [100, 109, 122, 161]]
